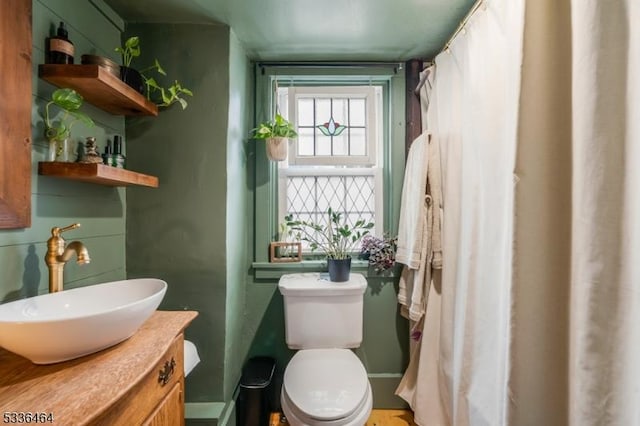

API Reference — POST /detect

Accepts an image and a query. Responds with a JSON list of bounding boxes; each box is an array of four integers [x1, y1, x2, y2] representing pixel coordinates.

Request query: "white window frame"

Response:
[[276, 84, 385, 254], [287, 86, 379, 166]]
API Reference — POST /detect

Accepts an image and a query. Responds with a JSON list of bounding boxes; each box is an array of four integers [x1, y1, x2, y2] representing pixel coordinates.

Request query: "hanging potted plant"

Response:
[[286, 208, 374, 282], [43, 88, 94, 162], [250, 113, 298, 161]]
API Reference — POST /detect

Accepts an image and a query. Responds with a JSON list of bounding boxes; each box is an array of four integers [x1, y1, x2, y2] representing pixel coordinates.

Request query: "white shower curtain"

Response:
[[570, 0, 640, 424], [408, 0, 525, 424], [413, 0, 639, 425]]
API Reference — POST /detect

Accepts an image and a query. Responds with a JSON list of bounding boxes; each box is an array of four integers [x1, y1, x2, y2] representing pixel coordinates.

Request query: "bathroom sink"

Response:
[[0, 278, 166, 364]]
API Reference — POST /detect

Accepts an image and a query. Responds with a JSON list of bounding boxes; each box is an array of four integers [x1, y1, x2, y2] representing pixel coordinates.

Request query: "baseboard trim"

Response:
[[185, 402, 226, 421], [369, 373, 409, 409], [218, 399, 236, 426], [185, 386, 240, 425]]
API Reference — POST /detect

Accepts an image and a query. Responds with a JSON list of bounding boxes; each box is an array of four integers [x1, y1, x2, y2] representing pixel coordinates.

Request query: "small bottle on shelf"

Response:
[[102, 139, 115, 166], [46, 22, 75, 64], [113, 135, 126, 169]]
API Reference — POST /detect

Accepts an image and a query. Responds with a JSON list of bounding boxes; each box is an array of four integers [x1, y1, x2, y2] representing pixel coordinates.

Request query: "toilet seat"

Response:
[[282, 349, 372, 426]]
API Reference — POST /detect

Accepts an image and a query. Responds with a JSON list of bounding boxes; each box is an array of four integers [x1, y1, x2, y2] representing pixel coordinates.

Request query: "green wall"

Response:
[[124, 22, 255, 411], [0, 0, 126, 304], [223, 30, 254, 403]]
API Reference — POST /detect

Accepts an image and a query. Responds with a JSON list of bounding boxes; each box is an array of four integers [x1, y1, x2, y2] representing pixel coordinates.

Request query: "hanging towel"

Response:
[[397, 133, 443, 322], [429, 133, 443, 269], [396, 133, 445, 425], [398, 193, 433, 321], [396, 132, 431, 269]]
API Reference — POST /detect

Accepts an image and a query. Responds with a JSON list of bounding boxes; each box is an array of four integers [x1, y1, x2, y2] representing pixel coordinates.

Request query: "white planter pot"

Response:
[[266, 137, 288, 161]]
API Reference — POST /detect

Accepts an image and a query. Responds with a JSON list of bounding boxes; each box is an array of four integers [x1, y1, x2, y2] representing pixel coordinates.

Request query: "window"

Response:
[[252, 64, 405, 265], [285, 87, 378, 166], [277, 85, 384, 248]]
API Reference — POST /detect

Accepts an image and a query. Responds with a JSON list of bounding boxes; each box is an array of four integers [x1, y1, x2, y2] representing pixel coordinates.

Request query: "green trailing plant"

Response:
[[115, 36, 193, 109], [44, 88, 94, 140], [285, 208, 374, 260], [250, 113, 298, 139], [114, 35, 140, 68]]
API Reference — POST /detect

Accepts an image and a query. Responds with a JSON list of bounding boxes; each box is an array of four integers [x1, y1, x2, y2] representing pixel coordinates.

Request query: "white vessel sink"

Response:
[[0, 278, 166, 364]]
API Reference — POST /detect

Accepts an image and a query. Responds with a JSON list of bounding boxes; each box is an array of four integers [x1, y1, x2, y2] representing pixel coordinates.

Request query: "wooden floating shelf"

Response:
[[38, 162, 159, 188], [39, 64, 158, 116]]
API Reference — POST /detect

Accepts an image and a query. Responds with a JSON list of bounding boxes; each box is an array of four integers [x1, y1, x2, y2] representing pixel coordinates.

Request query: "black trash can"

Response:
[[237, 356, 276, 426]]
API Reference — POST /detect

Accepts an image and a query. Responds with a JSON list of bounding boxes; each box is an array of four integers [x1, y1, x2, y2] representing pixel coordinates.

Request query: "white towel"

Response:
[[429, 134, 443, 269], [398, 194, 433, 321], [395, 134, 445, 422], [397, 133, 443, 322], [396, 132, 431, 269]]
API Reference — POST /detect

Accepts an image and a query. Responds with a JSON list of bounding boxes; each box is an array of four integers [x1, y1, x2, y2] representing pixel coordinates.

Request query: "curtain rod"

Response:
[[438, 0, 485, 56], [257, 61, 403, 73], [416, 1, 484, 93]]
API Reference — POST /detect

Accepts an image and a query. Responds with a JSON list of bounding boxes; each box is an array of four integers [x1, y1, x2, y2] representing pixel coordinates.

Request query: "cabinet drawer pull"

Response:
[[158, 357, 176, 386]]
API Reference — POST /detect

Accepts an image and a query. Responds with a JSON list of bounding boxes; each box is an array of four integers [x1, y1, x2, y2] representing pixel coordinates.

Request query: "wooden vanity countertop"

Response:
[[0, 310, 197, 424]]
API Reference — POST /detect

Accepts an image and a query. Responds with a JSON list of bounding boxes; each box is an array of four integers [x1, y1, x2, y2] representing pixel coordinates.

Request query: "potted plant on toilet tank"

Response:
[[250, 112, 298, 161], [286, 208, 374, 282]]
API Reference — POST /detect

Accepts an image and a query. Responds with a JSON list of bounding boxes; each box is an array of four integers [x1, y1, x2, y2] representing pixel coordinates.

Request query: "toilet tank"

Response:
[[278, 273, 367, 349]]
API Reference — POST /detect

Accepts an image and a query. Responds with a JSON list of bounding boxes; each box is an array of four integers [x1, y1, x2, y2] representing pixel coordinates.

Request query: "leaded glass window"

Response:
[[279, 169, 382, 251], [287, 86, 378, 166]]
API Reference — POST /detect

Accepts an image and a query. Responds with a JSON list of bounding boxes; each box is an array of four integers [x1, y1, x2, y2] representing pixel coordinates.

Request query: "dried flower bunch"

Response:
[[360, 234, 397, 272]]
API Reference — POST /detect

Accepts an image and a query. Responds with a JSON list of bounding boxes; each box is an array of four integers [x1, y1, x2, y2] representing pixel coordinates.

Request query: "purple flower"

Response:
[[360, 235, 397, 273]]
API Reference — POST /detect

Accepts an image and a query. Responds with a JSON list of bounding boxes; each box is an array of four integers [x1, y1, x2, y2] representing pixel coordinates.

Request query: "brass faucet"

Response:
[[45, 223, 91, 293]]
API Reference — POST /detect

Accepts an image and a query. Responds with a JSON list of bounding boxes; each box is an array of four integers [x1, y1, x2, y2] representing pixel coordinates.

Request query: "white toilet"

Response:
[[278, 273, 373, 426]]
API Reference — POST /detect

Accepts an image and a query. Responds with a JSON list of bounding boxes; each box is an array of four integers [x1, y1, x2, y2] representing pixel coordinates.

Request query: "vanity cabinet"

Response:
[[0, 311, 197, 426], [147, 382, 184, 426]]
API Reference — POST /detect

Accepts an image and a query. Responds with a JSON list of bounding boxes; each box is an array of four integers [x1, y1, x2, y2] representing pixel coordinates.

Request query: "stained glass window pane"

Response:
[[349, 99, 366, 126], [316, 130, 332, 156], [315, 99, 331, 124], [333, 133, 348, 155], [350, 128, 367, 156], [297, 127, 315, 156], [332, 98, 348, 124], [287, 86, 377, 166], [297, 99, 315, 126]]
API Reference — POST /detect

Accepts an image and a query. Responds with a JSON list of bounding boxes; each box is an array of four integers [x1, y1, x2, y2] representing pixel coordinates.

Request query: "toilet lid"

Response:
[[283, 349, 368, 421]]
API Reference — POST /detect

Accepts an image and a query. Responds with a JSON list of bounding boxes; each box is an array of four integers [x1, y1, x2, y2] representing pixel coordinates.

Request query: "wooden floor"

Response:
[[270, 409, 417, 425]]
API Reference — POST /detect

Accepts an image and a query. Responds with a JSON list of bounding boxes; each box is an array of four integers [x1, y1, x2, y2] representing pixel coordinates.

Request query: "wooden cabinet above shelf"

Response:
[[38, 162, 159, 188], [39, 64, 158, 116]]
